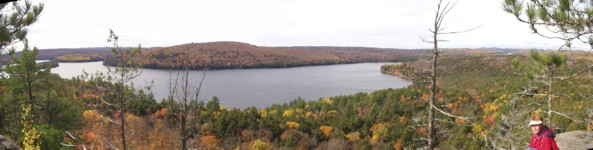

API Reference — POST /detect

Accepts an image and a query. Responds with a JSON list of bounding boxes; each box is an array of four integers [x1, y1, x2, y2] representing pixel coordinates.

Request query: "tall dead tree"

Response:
[[422, 0, 476, 148], [167, 54, 208, 150]]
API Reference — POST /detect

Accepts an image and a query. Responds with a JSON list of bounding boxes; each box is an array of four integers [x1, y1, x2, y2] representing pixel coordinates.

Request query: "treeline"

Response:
[[103, 42, 422, 70], [56, 54, 104, 62]]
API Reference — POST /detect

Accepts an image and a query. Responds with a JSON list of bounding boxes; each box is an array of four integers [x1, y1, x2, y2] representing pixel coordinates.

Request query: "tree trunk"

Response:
[[180, 69, 190, 150], [46, 73, 51, 125], [428, 22, 439, 150], [119, 83, 127, 150], [180, 102, 187, 150], [547, 66, 554, 127]]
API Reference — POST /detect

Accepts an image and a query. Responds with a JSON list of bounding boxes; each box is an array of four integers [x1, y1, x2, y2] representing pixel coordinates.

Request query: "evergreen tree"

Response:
[[503, 0, 593, 127], [0, 1, 43, 75]]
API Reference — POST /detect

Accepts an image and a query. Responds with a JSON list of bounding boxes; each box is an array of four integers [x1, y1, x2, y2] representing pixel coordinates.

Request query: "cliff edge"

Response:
[[555, 131, 593, 150]]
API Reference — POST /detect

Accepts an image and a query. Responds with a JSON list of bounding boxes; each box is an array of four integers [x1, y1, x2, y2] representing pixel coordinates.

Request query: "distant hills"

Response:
[[0, 47, 113, 62], [104, 41, 424, 69], [1, 41, 530, 69]]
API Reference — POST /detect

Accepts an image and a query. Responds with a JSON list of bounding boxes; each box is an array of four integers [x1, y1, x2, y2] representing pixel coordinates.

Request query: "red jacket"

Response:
[[528, 126, 559, 150]]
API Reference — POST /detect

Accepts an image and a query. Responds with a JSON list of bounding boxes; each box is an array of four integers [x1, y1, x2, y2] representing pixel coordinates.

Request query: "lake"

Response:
[[51, 61, 409, 108]]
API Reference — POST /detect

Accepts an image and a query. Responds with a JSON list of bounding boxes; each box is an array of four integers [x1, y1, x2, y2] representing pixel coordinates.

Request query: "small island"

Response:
[[56, 54, 103, 62], [36, 61, 59, 69]]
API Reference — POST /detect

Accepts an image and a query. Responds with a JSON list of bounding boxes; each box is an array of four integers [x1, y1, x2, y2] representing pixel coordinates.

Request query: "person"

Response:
[[527, 116, 559, 150]]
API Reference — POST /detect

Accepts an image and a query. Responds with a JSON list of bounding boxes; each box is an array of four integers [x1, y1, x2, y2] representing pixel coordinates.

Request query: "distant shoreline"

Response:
[[38, 59, 103, 63]]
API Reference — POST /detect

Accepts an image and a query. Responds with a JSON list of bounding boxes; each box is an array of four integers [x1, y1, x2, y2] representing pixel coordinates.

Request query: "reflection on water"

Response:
[[52, 61, 409, 108]]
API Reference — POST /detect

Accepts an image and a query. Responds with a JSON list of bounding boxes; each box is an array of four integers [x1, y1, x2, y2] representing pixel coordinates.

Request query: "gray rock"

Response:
[[555, 131, 593, 150], [0, 135, 19, 150]]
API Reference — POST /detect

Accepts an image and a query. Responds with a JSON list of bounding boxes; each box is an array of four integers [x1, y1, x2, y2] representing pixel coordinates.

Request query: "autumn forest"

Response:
[[2, 0, 593, 150]]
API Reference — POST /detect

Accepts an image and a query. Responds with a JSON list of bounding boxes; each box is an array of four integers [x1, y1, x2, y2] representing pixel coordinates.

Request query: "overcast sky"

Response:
[[24, 0, 580, 49]]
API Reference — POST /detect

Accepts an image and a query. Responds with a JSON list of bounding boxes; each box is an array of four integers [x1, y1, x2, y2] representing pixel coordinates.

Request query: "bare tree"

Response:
[[167, 55, 208, 150], [421, 0, 477, 148]]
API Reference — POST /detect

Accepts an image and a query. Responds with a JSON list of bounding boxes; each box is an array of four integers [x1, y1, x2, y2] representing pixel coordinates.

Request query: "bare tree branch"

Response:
[[63, 131, 88, 150], [431, 103, 472, 123], [438, 25, 482, 34]]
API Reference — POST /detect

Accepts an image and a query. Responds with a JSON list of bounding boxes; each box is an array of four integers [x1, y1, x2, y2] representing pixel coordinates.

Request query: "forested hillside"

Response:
[[103, 41, 422, 69]]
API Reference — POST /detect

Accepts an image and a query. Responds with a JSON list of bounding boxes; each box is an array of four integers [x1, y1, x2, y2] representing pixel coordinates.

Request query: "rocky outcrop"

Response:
[[0, 135, 19, 150], [555, 131, 593, 150]]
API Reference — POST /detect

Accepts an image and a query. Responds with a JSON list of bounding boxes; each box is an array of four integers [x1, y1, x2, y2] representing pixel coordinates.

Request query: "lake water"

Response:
[[51, 61, 409, 108]]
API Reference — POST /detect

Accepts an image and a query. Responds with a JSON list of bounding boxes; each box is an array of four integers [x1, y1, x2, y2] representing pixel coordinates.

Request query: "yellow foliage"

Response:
[[269, 110, 277, 116], [532, 108, 542, 116], [393, 138, 403, 150], [370, 135, 380, 144], [370, 122, 387, 132], [370, 123, 388, 143], [483, 103, 491, 113], [480, 130, 488, 137], [319, 126, 333, 137], [286, 121, 300, 129], [251, 139, 271, 150], [472, 124, 482, 134], [492, 112, 499, 119], [57, 54, 92, 61], [283, 109, 293, 117], [399, 116, 406, 123], [21, 104, 40, 150], [489, 105, 499, 112], [83, 110, 100, 120], [258, 109, 268, 117], [320, 98, 333, 104], [345, 132, 361, 141], [327, 110, 338, 116]]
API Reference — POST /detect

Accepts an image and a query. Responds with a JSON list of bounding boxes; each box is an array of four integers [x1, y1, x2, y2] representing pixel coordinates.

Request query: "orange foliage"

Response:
[[85, 132, 95, 143], [455, 117, 466, 124], [393, 138, 403, 150], [154, 108, 168, 118], [460, 96, 470, 103], [81, 93, 100, 100], [81, 111, 178, 149], [446, 103, 454, 109], [416, 127, 428, 137], [421, 93, 430, 102], [201, 135, 220, 148], [319, 126, 333, 137]]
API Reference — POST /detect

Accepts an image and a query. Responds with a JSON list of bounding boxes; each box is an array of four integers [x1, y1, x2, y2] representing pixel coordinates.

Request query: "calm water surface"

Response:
[[52, 61, 409, 108]]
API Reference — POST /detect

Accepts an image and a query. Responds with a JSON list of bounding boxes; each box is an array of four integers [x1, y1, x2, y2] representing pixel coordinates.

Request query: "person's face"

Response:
[[531, 124, 542, 134]]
